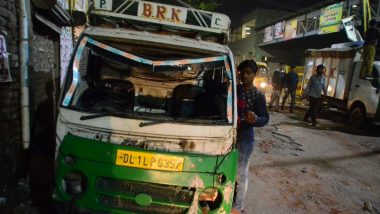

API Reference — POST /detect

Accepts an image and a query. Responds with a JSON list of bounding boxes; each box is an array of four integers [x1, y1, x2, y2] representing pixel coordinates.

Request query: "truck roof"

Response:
[[90, 0, 231, 44], [305, 47, 356, 58]]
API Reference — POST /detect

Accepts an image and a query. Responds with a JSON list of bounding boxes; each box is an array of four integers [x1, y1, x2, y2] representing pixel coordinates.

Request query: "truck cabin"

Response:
[[64, 35, 232, 122]]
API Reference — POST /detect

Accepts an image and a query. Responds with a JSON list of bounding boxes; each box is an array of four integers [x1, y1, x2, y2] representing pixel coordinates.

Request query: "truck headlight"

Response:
[[64, 155, 76, 165], [260, 82, 267, 88], [199, 188, 222, 212]]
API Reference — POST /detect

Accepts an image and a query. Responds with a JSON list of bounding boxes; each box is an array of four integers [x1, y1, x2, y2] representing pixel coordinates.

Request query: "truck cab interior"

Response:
[[66, 37, 231, 123]]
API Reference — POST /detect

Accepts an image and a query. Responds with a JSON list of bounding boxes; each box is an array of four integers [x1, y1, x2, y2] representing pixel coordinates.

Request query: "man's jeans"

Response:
[[233, 138, 254, 211], [269, 88, 281, 110], [282, 90, 296, 111], [304, 96, 320, 124]]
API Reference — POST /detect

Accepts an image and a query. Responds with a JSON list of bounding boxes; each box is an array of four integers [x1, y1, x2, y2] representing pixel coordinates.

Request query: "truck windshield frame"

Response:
[[60, 36, 234, 124]]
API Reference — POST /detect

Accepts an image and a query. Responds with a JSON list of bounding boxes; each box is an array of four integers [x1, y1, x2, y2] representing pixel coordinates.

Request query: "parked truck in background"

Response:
[[55, 0, 238, 213], [303, 45, 380, 126]]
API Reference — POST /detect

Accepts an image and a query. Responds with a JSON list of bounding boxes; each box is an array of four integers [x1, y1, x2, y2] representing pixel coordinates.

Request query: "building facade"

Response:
[[229, 0, 380, 70], [0, 0, 73, 185]]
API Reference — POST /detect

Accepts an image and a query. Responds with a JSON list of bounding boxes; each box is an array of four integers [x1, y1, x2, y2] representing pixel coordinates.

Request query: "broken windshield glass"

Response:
[[61, 36, 234, 124]]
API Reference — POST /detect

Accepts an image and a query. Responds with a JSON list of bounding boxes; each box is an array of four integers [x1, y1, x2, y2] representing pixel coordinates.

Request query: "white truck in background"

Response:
[[303, 46, 380, 126], [302, 17, 380, 127]]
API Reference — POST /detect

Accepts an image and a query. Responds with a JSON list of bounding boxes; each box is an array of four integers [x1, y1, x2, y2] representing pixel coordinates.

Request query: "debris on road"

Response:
[[363, 201, 373, 212]]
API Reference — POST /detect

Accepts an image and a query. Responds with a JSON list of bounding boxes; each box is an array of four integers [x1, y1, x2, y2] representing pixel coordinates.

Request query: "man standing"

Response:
[[303, 64, 327, 126], [268, 62, 285, 111], [232, 60, 269, 214], [360, 19, 380, 79], [281, 65, 299, 113]]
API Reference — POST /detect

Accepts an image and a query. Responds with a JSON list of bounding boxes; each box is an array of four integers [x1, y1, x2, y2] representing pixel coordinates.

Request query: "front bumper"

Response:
[[55, 134, 238, 213]]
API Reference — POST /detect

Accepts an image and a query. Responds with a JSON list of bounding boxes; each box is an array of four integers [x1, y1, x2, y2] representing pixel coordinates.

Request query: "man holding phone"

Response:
[[233, 60, 270, 213]]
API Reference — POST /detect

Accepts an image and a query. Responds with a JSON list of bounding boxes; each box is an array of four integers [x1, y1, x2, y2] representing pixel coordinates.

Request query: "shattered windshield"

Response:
[[61, 36, 234, 124]]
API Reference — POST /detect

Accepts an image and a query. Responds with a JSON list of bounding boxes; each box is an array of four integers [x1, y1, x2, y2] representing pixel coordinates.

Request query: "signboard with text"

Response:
[[274, 21, 285, 39], [319, 2, 343, 34], [137, 1, 188, 24], [264, 26, 274, 42], [95, 0, 113, 11], [91, 0, 231, 36], [285, 19, 298, 40]]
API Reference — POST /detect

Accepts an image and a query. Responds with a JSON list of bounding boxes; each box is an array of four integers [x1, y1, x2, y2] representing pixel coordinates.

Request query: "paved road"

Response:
[[244, 107, 380, 214]]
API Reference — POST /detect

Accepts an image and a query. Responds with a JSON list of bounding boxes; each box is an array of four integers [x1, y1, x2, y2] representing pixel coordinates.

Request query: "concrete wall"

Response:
[[255, 9, 291, 28], [229, 8, 292, 64]]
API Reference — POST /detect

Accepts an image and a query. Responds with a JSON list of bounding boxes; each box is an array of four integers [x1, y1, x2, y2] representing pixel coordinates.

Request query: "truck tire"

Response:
[[349, 106, 366, 127]]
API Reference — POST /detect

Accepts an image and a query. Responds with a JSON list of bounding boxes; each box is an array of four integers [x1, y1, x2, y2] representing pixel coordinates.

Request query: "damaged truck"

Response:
[[55, 0, 238, 213]]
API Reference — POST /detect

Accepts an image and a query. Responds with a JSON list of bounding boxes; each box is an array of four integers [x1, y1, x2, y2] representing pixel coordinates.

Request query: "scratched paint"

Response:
[[222, 181, 234, 204], [187, 176, 205, 214]]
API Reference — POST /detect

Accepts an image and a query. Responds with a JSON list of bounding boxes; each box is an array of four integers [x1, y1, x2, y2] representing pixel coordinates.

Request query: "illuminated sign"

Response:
[[320, 2, 343, 34], [274, 21, 285, 39], [264, 25, 274, 42], [285, 19, 297, 40]]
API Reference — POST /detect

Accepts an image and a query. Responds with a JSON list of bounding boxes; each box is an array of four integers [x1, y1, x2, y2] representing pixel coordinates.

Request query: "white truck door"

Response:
[[349, 62, 380, 119]]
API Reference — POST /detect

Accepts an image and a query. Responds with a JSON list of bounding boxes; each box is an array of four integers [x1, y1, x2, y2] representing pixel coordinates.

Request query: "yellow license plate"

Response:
[[115, 150, 184, 172]]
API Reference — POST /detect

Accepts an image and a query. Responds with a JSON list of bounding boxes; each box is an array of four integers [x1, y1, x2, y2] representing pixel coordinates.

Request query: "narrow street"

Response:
[[245, 108, 380, 214], [1, 106, 379, 214]]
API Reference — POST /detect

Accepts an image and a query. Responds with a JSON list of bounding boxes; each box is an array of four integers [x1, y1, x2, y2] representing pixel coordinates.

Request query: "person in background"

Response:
[[268, 62, 286, 111], [360, 19, 380, 79], [232, 60, 269, 214], [281, 65, 299, 113], [303, 64, 327, 126]]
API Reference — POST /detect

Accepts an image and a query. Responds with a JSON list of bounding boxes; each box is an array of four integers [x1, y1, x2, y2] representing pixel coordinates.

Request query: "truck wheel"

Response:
[[349, 106, 366, 127]]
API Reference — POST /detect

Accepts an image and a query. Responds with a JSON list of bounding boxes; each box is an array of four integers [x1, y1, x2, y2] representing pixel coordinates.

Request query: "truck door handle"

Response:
[[355, 85, 360, 88]]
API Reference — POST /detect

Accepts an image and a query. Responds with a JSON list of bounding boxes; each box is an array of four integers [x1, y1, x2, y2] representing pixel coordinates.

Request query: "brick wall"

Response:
[[0, 0, 60, 185], [29, 32, 59, 117], [0, 0, 23, 185]]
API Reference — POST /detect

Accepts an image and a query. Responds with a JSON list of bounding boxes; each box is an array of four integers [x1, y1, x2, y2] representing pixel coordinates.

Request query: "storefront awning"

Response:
[[32, 0, 72, 27]]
